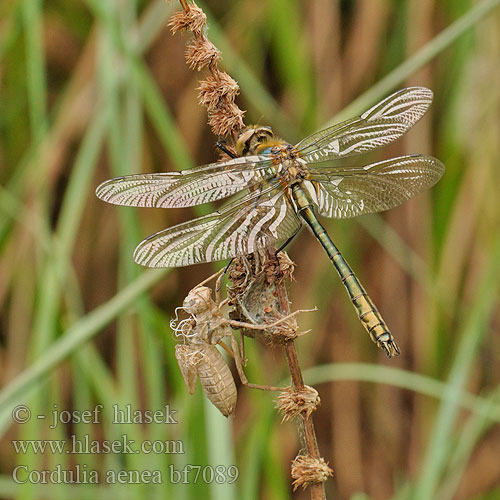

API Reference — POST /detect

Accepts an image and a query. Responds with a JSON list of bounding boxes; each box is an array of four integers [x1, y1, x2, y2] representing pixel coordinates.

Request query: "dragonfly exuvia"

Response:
[[96, 87, 444, 357]]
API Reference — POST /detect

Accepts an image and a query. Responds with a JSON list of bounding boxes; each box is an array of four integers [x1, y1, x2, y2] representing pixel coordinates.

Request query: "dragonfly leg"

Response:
[[215, 140, 238, 158], [215, 270, 225, 304], [217, 340, 235, 359], [230, 334, 282, 392], [196, 268, 225, 289], [272, 226, 301, 276], [225, 307, 316, 331], [214, 259, 234, 304], [275, 225, 301, 256], [239, 332, 247, 365]]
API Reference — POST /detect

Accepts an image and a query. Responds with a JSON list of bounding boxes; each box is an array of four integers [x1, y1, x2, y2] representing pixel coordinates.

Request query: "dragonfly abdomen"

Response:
[[196, 344, 237, 417], [346, 281, 400, 357], [291, 184, 400, 358]]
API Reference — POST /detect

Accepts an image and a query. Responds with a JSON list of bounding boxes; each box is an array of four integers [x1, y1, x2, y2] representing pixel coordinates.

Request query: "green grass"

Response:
[[1, 0, 500, 499]]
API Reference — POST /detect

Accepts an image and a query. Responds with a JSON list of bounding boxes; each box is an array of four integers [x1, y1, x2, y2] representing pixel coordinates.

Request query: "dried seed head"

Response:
[[291, 455, 333, 491], [169, 1, 245, 139], [198, 72, 240, 108], [276, 385, 320, 421], [186, 38, 221, 70], [208, 103, 245, 138], [168, 4, 207, 35]]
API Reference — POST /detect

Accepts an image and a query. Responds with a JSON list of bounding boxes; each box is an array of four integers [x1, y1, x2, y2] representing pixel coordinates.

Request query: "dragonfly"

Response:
[[96, 87, 444, 358]]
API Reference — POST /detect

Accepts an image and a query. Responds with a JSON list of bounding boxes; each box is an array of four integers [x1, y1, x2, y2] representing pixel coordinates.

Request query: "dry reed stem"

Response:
[[227, 250, 329, 500], [170, 2, 329, 497]]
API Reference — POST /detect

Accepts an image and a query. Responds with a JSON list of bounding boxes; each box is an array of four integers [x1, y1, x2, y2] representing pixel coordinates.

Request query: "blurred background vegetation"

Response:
[[1, 0, 500, 499]]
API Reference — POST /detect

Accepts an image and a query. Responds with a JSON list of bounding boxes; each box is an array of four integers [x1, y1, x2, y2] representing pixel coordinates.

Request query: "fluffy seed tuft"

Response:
[[168, 4, 206, 35], [291, 455, 333, 491], [185, 38, 221, 70], [169, 1, 245, 139], [208, 103, 245, 137], [198, 72, 240, 108], [276, 385, 320, 421]]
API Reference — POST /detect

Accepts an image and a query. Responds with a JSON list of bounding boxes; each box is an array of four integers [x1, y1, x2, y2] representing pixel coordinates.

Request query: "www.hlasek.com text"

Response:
[[13, 434, 184, 455]]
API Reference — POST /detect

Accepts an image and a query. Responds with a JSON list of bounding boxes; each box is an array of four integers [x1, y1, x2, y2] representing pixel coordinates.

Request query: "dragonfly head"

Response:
[[183, 286, 214, 315], [236, 126, 282, 156]]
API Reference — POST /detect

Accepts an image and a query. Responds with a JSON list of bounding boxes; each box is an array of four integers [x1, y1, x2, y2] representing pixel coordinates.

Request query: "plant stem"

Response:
[[274, 261, 327, 499], [284, 342, 326, 500]]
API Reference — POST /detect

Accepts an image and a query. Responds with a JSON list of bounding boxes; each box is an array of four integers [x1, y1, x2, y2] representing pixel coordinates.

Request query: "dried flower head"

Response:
[[276, 385, 320, 421], [169, 1, 245, 139], [291, 455, 333, 491], [186, 38, 221, 70], [208, 103, 245, 138], [168, 4, 206, 35], [198, 72, 240, 108]]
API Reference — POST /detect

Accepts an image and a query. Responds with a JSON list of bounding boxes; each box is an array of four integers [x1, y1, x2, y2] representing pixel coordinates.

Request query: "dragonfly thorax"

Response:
[[236, 126, 307, 182], [270, 144, 309, 186]]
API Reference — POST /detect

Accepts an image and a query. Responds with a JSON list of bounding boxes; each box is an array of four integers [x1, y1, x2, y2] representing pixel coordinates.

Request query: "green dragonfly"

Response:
[[96, 87, 444, 357]]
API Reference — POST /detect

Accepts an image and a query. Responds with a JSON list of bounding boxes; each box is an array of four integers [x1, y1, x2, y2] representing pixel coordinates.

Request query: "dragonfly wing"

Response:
[[133, 183, 302, 267], [95, 155, 275, 208], [308, 155, 444, 218], [296, 87, 433, 162]]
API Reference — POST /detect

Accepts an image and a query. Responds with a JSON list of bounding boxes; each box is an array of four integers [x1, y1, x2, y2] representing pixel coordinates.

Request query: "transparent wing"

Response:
[[296, 87, 433, 163], [95, 155, 275, 208], [308, 155, 444, 219], [133, 182, 302, 267]]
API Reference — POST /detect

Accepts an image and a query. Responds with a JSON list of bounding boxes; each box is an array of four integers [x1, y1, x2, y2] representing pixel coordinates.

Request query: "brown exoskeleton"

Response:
[[172, 270, 314, 416]]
